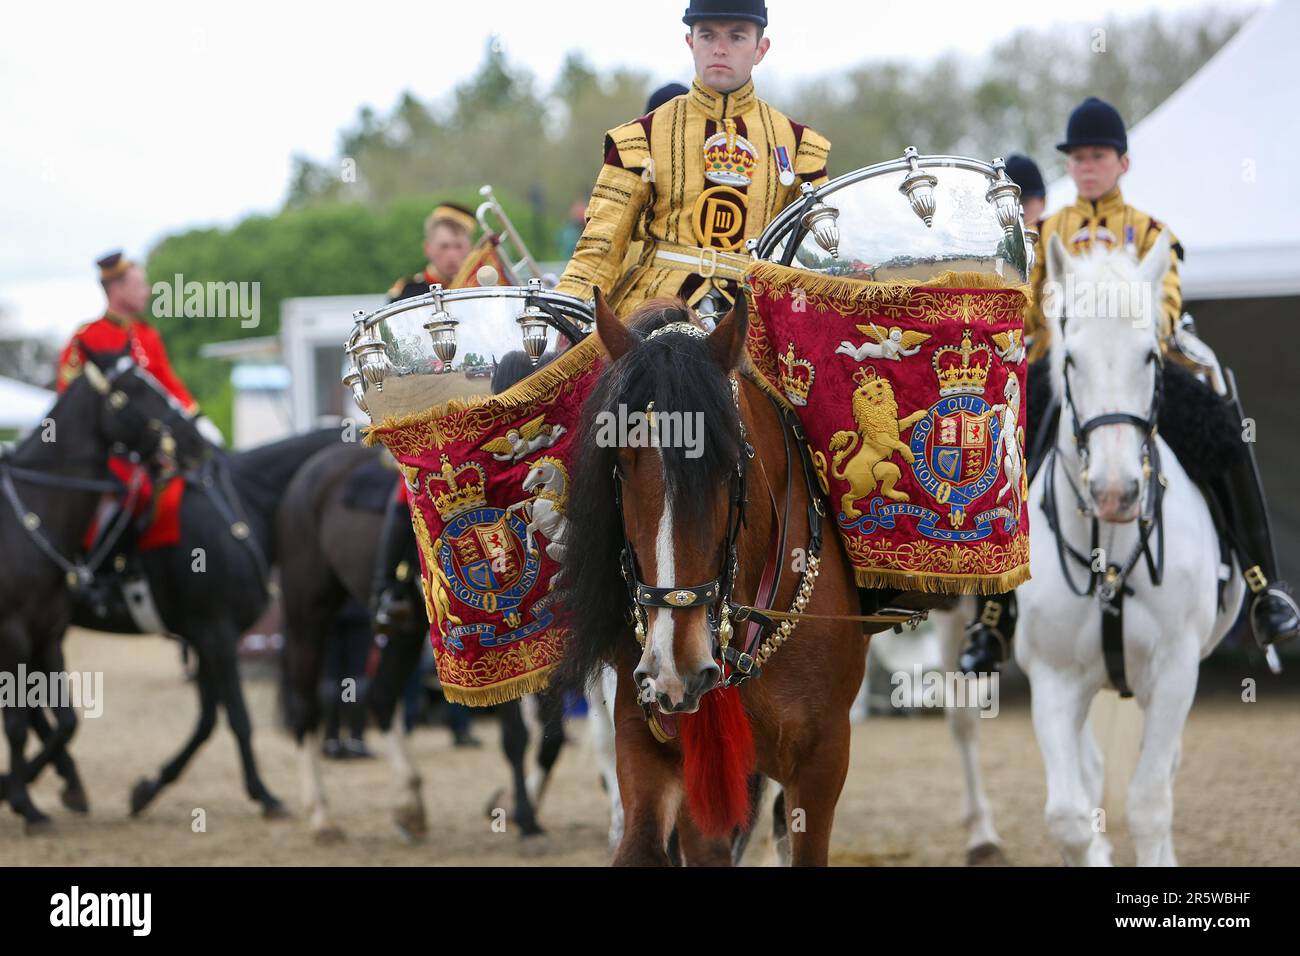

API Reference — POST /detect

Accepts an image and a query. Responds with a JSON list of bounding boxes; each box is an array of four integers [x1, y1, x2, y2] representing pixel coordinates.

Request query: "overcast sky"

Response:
[[0, 0, 1260, 340]]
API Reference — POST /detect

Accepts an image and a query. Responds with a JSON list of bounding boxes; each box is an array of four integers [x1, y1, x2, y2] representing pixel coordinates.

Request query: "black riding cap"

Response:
[[1003, 154, 1045, 199], [1057, 97, 1128, 155], [646, 82, 689, 114], [683, 0, 768, 27]]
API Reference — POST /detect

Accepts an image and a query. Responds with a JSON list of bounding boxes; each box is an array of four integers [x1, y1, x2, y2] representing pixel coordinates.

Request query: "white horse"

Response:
[[1023, 232, 1245, 865], [937, 232, 1247, 866]]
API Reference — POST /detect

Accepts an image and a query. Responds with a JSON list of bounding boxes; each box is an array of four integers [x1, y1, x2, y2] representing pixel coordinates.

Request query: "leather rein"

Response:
[[0, 359, 186, 591], [1038, 324, 1167, 697]]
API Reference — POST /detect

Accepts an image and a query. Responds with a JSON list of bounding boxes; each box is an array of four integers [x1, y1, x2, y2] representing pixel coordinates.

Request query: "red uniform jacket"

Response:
[[57, 311, 197, 412], [57, 311, 193, 548]]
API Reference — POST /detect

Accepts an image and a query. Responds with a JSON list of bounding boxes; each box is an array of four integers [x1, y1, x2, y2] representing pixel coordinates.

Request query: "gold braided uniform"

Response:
[[1027, 185, 1184, 361], [554, 77, 831, 314]]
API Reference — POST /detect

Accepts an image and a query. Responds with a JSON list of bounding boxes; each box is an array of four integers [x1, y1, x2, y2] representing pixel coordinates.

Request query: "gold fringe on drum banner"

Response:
[[366, 334, 606, 706], [744, 261, 1032, 316], [744, 261, 1032, 595]]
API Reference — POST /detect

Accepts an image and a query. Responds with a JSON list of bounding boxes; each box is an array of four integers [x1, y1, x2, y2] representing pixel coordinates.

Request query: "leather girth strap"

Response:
[[1100, 566, 1134, 699]]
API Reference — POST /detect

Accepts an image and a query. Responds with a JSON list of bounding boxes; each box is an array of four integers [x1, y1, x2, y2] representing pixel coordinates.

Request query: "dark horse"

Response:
[[277, 351, 604, 846], [555, 292, 937, 866], [27, 419, 344, 820], [0, 352, 205, 830]]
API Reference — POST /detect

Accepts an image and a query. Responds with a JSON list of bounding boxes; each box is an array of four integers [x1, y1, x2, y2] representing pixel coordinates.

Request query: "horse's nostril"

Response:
[[1121, 480, 1140, 508], [689, 663, 720, 696]]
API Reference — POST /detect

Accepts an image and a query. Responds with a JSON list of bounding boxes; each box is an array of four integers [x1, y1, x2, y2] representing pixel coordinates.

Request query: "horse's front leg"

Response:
[[611, 661, 679, 866], [782, 714, 852, 866], [1025, 661, 1099, 865], [938, 602, 1005, 863], [1128, 651, 1198, 866]]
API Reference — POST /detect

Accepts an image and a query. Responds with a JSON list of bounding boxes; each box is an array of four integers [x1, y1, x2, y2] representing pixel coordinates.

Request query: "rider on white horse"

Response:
[[957, 97, 1299, 674]]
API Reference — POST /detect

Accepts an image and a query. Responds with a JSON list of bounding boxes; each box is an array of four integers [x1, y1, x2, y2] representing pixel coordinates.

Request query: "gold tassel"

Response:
[[852, 564, 1031, 595], [743, 260, 1031, 310], [439, 665, 558, 707]]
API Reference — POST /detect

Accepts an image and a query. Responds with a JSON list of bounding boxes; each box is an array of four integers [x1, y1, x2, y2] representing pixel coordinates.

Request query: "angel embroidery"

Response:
[[992, 329, 1026, 365], [835, 324, 932, 362], [481, 415, 567, 462]]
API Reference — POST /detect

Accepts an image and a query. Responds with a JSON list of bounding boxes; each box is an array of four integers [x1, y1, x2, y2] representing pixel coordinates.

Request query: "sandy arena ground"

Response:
[[1, 628, 1296, 866]]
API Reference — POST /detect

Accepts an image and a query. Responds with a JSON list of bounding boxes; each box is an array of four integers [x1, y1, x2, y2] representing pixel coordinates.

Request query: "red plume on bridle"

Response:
[[678, 684, 755, 837]]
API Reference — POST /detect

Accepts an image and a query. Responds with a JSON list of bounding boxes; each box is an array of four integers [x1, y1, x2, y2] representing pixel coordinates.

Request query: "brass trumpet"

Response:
[[476, 184, 543, 286]]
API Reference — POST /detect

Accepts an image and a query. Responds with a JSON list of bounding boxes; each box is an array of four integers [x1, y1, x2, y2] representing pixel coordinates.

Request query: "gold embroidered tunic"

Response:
[[554, 77, 831, 314], [1027, 185, 1184, 361]]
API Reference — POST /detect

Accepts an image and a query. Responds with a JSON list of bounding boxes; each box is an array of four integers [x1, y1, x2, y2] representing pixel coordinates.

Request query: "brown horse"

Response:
[[556, 291, 918, 866]]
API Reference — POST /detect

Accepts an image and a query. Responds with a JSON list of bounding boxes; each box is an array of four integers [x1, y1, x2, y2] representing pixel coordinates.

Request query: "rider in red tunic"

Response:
[[58, 252, 198, 413], [56, 251, 214, 618]]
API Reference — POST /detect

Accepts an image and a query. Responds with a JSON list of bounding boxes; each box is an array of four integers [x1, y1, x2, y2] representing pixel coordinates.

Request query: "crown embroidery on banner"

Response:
[[932, 330, 993, 395], [778, 341, 815, 405], [428, 455, 488, 519], [703, 118, 758, 187]]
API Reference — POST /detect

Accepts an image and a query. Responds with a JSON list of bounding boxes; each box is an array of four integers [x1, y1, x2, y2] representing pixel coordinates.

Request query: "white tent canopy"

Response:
[[1044, 0, 1300, 300], [0, 375, 55, 431]]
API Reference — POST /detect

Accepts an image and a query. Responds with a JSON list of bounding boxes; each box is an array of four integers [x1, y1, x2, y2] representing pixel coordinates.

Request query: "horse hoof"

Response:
[[61, 784, 90, 815], [261, 798, 291, 821], [24, 816, 55, 836], [483, 787, 506, 820], [129, 779, 156, 817], [312, 824, 346, 845], [518, 832, 551, 857], [966, 842, 1008, 866], [393, 804, 428, 843]]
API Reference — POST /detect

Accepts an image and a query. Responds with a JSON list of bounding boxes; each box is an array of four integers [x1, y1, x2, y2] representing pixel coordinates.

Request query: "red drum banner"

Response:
[[367, 335, 604, 705], [745, 261, 1031, 593]]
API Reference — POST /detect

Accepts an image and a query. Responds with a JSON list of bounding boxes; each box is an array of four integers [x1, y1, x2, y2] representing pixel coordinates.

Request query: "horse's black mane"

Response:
[[553, 299, 742, 694]]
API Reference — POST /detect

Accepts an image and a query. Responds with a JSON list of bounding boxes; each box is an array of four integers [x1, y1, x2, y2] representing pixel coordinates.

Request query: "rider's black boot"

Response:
[[957, 592, 1018, 674], [371, 495, 417, 634], [1206, 400, 1299, 648], [77, 502, 141, 622]]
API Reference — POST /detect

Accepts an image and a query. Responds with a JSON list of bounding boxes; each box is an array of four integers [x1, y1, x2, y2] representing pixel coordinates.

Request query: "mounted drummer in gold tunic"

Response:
[[554, 0, 831, 323]]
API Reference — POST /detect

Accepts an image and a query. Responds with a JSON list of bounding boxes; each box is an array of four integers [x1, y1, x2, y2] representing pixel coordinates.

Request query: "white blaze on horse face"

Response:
[[1055, 248, 1160, 523], [642, 485, 691, 707]]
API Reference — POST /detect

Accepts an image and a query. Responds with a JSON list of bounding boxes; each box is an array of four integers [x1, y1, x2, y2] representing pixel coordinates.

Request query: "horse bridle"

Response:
[[612, 359, 752, 686], [1040, 311, 1168, 696], [0, 357, 195, 590]]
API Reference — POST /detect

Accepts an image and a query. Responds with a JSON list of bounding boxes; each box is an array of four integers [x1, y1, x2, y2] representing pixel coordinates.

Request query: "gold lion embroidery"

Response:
[[828, 367, 929, 518], [428, 560, 463, 635]]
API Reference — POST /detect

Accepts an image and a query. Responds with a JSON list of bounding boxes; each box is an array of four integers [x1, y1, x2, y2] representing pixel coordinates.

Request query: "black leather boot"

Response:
[[77, 500, 141, 623], [1207, 389, 1299, 648], [371, 496, 417, 633], [957, 592, 1018, 674]]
